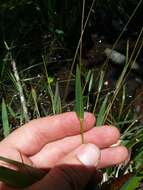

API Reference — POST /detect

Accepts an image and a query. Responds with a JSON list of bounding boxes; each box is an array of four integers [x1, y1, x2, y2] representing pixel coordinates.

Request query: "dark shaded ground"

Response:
[[0, 0, 143, 129]]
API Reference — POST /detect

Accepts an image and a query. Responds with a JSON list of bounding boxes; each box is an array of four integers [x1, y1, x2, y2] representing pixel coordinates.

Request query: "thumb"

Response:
[[27, 144, 101, 190]]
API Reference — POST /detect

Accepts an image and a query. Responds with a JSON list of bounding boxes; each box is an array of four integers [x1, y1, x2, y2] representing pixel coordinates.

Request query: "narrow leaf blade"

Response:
[[75, 65, 84, 120], [0, 156, 46, 188], [2, 98, 10, 137], [119, 173, 143, 190], [96, 94, 109, 126]]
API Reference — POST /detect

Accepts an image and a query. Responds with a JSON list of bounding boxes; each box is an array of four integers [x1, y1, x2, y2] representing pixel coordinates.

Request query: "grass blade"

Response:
[[83, 70, 92, 93], [53, 82, 62, 114], [96, 94, 109, 126], [0, 156, 46, 188], [75, 65, 84, 143], [31, 88, 40, 118], [88, 72, 94, 93], [118, 85, 126, 119], [75, 65, 84, 119], [2, 98, 10, 137], [93, 70, 104, 114], [119, 173, 143, 190]]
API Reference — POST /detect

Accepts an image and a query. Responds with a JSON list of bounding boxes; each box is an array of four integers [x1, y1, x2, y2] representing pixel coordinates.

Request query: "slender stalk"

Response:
[[80, 119, 84, 144], [121, 27, 143, 85], [31, 88, 40, 118], [64, 0, 96, 101], [104, 29, 143, 123], [103, 41, 130, 123], [79, 0, 86, 69], [93, 70, 104, 114], [4, 42, 29, 122], [78, 1, 86, 142], [11, 59, 29, 122], [104, 0, 142, 66]]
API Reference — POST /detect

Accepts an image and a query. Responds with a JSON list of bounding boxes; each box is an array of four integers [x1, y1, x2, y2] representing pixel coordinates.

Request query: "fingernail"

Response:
[[76, 144, 100, 167]]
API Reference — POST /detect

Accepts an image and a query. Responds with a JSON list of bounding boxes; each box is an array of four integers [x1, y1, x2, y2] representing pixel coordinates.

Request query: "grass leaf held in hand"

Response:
[[75, 65, 84, 143]]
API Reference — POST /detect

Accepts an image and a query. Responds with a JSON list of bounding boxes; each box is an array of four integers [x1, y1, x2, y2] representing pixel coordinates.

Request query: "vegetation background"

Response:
[[0, 0, 143, 189]]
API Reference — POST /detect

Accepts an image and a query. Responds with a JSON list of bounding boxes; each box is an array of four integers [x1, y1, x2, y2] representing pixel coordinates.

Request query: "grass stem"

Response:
[[64, 0, 96, 101], [80, 119, 84, 144], [11, 58, 29, 122]]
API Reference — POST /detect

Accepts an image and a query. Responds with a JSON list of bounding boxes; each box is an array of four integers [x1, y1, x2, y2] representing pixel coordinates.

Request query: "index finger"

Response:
[[0, 112, 95, 156]]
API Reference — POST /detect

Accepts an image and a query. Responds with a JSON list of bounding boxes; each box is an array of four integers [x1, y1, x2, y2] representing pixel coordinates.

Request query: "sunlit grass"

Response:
[[75, 65, 84, 144]]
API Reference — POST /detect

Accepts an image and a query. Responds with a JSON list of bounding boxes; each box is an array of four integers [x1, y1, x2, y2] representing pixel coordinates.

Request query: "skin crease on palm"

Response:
[[0, 112, 129, 190]]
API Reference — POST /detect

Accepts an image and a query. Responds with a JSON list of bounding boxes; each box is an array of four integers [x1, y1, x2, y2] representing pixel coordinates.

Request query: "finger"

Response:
[[26, 144, 101, 190], [0, 146, 32, 167], [59, 145, 128, 169], [0, 146, 128, 190], [31, 145, 128, 170], [31, 126, 120, 168], [0, 125, 119, 170], [98, 146, 129, 168], [0, 112, 95, 156]]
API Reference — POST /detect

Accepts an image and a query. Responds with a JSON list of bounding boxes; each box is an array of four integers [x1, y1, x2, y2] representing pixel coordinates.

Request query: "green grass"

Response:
[[0, 0, 143, 189], [2, 98, 10, 137], [75, 64, 84, 143], [0, 156, 46, 188]]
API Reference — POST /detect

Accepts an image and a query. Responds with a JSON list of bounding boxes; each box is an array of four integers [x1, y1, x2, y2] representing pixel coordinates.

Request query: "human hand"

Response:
[[0, 112, 128, 190]]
